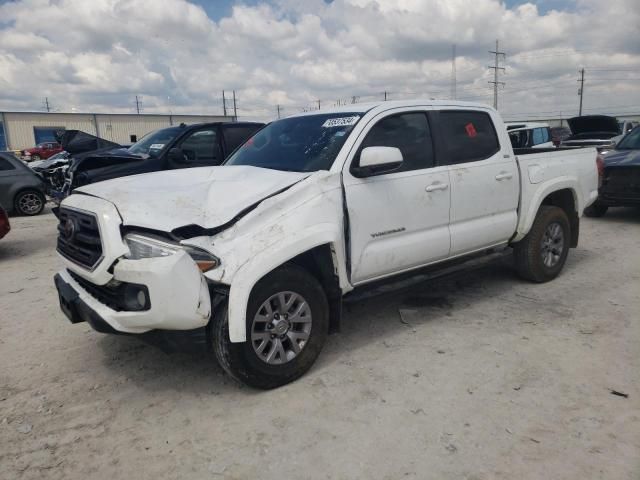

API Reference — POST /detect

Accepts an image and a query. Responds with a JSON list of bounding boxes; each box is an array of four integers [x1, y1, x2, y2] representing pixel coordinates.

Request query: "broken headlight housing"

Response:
[[124, 233, 220, 272]]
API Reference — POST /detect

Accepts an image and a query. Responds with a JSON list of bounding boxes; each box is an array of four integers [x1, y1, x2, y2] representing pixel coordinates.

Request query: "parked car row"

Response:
[[53, 100, 600, 388], [0, 122, 263, 217]]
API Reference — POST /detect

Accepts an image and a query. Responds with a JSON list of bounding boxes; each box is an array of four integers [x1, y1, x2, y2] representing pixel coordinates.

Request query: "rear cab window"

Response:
[[438, 110, 500, 164]]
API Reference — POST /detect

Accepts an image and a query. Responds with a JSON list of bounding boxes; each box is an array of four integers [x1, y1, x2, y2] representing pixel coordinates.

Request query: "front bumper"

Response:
[[54, 250, 212, 334]]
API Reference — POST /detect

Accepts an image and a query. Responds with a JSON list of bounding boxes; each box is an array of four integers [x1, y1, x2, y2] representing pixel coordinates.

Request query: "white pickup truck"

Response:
[[54, 100, 599, 388]]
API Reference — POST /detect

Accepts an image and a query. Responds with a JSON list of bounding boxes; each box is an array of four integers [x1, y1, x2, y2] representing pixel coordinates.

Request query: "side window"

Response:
[[0, 157, 16, 171], [532, 128, 544, 145], [509, 130, 528, 149], [439, 111, 500, 164], [355, 112, 434, 172], [178, 129, 221, 165], [223, 126, 260, 154]]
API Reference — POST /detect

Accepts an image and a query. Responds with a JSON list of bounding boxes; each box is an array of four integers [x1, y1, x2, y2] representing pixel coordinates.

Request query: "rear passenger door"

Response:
[[221, 124, 262, 158], [171, 127, 223, 168], [436, 109, 518, 256], [344, 110, 451, 284]]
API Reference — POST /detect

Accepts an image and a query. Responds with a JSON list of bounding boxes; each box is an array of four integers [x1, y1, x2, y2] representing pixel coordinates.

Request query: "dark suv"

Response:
[[63, 122, 263, 196]]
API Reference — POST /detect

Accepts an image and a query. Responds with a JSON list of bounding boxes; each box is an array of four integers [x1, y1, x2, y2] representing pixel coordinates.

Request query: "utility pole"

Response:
[[383, 91, 387, 101], [44, 97, 51, 113], [135, 95, 142, 114], [488, 40, 506, 110], [232, 90, 237, 120], [317, 99, 321, 110], [222, 90, 227, 116], [276, 105, 281, 119], [578, 68, 585, 116], [451, 44, 457, 100]]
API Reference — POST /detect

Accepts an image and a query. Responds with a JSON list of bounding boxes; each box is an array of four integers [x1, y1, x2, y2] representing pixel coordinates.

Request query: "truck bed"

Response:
[[512, 147, 599, 242]]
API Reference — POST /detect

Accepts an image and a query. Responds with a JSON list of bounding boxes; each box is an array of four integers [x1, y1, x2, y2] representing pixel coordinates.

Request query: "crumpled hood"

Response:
[[603, 149, 640, 167], [75, 165, 309, 232]]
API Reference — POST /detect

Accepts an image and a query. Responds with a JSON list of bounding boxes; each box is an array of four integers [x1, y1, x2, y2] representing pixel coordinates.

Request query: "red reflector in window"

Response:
[[465, 123, 477, 138]]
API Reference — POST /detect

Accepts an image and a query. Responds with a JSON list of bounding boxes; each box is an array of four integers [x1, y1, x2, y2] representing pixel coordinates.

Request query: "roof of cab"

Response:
[[287, 99, 494, 118]]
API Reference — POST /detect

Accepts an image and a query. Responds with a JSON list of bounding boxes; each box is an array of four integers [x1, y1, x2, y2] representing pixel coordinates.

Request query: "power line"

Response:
[[488, 39, 506, 110]]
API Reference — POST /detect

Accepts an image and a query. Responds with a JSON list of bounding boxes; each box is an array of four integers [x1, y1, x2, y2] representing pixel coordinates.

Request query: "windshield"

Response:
[[225, 113, 362, 172], [616, 127, 640, 150], [127, 126, 183, 156]]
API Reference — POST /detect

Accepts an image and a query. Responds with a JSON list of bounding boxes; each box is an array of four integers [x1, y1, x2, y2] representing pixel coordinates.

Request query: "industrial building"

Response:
[[0, 111, 235, 151]]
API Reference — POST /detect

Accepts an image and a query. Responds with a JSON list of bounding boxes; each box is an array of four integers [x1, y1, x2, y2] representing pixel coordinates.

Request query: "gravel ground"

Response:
[[1, 206, 639, 480]]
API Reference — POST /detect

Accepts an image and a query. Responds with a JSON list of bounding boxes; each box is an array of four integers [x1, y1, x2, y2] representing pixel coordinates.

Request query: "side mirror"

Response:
[[168, 147, 187, 163], [353, 146, 403, 177]]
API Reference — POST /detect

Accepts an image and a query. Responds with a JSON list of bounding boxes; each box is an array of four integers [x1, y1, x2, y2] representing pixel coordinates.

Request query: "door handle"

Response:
[[495, 172, 513, 181], [425, 182, 449, 192]]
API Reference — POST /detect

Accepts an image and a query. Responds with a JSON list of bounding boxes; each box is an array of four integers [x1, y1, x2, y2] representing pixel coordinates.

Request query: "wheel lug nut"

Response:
[[270, 334, 275, 339]]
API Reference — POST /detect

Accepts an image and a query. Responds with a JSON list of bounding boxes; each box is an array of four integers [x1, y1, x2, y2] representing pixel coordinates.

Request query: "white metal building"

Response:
[[0, 111, 235, 151]]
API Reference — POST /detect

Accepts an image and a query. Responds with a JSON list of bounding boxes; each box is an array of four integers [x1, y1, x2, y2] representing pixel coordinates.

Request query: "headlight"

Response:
[[124, 233, 220, 272]]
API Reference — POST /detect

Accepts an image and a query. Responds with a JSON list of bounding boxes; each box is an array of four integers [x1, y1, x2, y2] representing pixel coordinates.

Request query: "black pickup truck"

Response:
[[62, 121, 263, 196]]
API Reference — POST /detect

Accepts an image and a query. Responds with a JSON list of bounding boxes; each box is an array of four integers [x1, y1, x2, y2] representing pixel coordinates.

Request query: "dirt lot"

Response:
[[1, 206, 639, 479]]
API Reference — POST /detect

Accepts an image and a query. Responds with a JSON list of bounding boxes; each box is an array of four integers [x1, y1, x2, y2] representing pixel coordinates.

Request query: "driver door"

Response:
[[343, 110, 451, 285]]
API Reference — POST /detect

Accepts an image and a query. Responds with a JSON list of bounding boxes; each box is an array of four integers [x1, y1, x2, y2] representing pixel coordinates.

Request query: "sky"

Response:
[[0, 0, 638, 121]]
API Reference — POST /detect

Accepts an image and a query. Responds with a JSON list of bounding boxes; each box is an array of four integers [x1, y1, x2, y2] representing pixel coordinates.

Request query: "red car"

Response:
[[21, 142, 63, 161], [0, 204, 10, 239]]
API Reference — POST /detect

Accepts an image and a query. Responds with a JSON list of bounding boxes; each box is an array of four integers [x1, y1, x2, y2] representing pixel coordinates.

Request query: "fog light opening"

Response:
[[123, 285, 150, 311]]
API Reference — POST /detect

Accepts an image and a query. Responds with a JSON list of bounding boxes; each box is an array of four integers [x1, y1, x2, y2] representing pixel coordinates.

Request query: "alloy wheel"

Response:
[[250, 291, 312, 365]]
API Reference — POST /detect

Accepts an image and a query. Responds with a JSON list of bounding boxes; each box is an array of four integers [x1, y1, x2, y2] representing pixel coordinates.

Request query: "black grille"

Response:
[[68, 270, 150, 312], [57, 208, 103, 269]]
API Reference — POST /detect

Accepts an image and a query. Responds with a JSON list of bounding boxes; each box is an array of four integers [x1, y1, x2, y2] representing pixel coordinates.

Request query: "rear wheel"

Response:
[[584, 203, 608, 217], [14, 189, 45, 216], [514, 206, 570, 283], [212, 265, 329, 389]]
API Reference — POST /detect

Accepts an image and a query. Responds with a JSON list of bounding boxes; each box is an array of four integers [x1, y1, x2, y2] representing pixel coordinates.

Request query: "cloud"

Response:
[[0, 0, 638, 120]]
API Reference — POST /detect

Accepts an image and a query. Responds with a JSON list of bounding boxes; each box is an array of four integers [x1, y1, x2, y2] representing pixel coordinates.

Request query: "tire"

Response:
[[514, 206, 570, 283], [212, 265, 329, 389], [14, 189, 45, 216], [584, 203, 608, 218]]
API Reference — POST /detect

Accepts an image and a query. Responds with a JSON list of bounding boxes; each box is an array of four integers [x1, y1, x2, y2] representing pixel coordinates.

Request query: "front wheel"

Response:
[[513, 206, 570, 283], [212, 265, 329, 389], [14, 189, 45, 216]]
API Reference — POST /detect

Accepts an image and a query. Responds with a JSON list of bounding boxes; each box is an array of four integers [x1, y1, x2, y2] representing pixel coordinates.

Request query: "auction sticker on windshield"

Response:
[[322, 116, 360, 128], [149, 144, 165, 149]]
